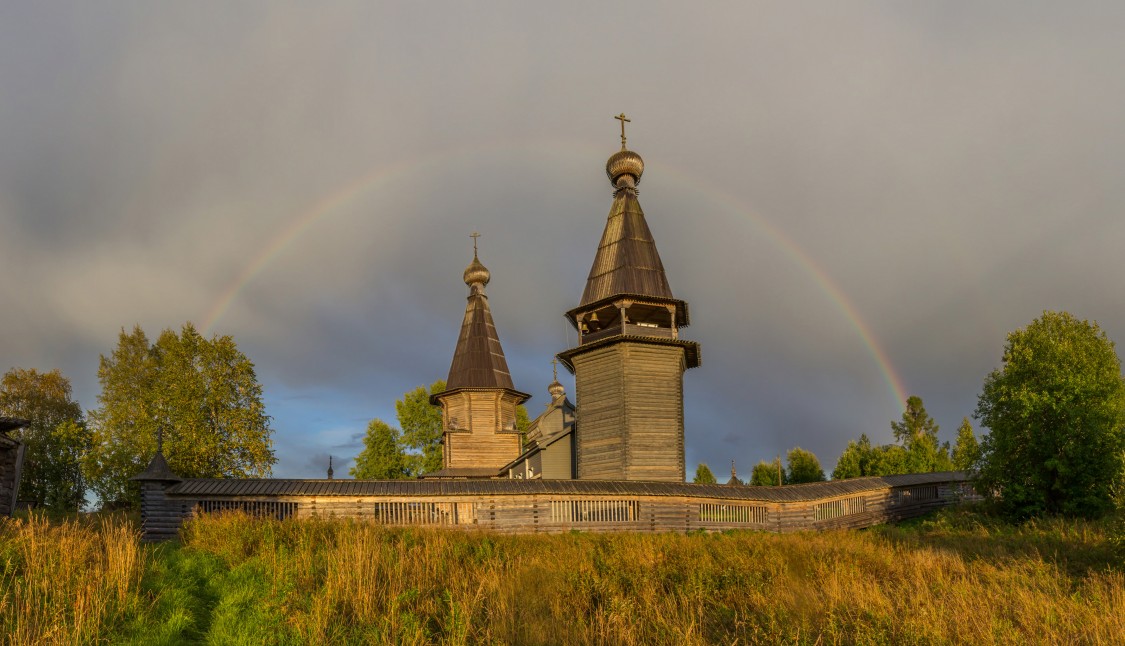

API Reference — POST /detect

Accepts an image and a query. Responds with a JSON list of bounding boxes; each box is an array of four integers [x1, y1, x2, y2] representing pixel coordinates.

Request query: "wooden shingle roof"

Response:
[[165, 471, 970, 502], [0, 417, 29, 434], [130, 450, 182, 483], [445, 288, 518, 391], [579, 190, 674, 307]]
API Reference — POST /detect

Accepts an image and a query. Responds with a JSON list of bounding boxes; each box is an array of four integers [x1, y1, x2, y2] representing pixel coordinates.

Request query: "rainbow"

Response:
[[201, 141, 908, 408], [654, 161, 909, 407]]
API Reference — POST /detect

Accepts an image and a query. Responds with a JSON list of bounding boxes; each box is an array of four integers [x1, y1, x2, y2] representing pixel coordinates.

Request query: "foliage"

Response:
[[85, 324, 275, 506], [692, 463, 717, 484], [952, 417, 981, 471], [831, 434, 871, 480], [350, 419, 409, 479], [975, 311, 1125, 519], [7, 508, 1122, 644], [891, 395, 939, 444], [786, 447, 826, 483], [395, 380, 446, 476], [750, 459, 784, 486], [832, 396, 953, 479], [0, 368, 89, 510]]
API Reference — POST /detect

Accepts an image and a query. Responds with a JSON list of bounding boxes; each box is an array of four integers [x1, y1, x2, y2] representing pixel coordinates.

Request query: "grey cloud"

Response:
[[4, 2, 1125, 478]]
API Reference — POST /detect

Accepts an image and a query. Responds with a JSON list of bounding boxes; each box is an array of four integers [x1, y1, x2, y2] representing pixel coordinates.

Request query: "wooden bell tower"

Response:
[[557, 116, 701, 482]]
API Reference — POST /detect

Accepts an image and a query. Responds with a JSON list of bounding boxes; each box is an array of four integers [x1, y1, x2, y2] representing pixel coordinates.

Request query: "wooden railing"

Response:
[[138, 472, 978, 541]]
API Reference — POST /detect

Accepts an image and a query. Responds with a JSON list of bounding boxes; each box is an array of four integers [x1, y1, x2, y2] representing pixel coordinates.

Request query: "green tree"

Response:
[[891, 395, 952, 473], [351, 419, 409, 479], [832, 397, 954, 480], [975, 311, 1125, 519], [692, 463, 717, 484], [786, 447, 826, 483], [892, 395, 939, 444], [0, 368, 89, 510], [952, 417, 981, 472], [396, 380, 446, 476], [750, 459, 785, 486], [85, 324, 275, 506], [832, 434, 874, 480]]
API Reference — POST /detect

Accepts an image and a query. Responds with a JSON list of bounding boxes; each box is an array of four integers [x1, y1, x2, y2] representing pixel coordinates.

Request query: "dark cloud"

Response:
[[4, 2, 1125, 478]]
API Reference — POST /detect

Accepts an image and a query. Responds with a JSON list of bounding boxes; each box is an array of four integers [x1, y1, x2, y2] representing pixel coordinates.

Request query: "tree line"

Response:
[[4, 310, 1123, 521], [1, 323, 274, 510], [693, 311, 1125, 522]]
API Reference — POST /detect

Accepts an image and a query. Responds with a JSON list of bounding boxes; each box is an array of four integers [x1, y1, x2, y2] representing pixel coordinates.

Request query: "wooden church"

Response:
[[425, 115, 700, 482], [131, 118, 972, 540]]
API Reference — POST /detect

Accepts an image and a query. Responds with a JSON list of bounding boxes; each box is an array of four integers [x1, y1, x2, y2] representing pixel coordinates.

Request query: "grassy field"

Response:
[[1, 506, 1121, 645]]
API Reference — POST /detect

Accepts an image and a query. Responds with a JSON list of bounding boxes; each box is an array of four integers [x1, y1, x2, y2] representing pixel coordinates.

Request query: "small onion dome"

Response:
[[463, 254, 491, 286], [548, 379, 566, 401], [606, 148, 644, 188]]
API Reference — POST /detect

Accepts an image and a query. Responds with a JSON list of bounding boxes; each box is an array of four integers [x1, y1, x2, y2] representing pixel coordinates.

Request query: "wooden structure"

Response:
[[428, 240, 531, 478], [0, 417, 30, 517], [129, 118, 978, 543], [558, 120, 701, 482], [503, 366, 576, 480], [134, 459, 975, 540]]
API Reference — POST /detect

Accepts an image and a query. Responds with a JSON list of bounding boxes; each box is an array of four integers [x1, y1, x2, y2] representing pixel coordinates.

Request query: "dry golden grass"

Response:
[[173, 509, 1123, 645], [0, 513, 146, 645], [0, 507, 1120, 644]]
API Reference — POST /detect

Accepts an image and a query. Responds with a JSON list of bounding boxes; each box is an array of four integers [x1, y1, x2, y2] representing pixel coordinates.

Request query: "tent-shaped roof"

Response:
[[579, 190, 675, 307], [446, 285, 516, 391]]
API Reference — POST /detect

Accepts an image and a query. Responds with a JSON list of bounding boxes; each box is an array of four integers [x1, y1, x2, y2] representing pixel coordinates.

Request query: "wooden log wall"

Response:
[[573, 343, 686, 482], [138, 482, 188, 542], [0, 438, 23, 517], [140, 476, 979, 541], [443, 390, 523, 470]]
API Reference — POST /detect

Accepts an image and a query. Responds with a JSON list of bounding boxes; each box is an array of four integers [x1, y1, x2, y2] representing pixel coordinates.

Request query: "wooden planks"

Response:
[[140, 474, 980, 540]]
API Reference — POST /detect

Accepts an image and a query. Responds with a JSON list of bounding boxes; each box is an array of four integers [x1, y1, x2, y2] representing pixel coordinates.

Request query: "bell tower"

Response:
[[557, 116, 701, 482]]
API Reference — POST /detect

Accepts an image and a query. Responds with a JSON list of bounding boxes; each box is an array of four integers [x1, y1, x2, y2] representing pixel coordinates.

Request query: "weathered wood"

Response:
[[139, 473, 980, 540]]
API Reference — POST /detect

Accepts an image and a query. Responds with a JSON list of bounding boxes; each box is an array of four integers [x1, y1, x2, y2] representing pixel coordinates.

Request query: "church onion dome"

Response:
[[548, 378, 566, 401], [463, 254, 491, 287], [606, 148, 644, 188]]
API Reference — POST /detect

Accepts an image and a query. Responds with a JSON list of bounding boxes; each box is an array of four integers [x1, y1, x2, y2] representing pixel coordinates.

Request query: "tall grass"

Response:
[[167, 507, 1123, 645], [0, 513, 146, 645], [1, 507, 1121, 644]]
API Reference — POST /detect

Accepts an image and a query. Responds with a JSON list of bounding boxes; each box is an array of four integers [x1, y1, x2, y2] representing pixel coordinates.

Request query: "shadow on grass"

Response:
[[872, 504, 1120, 578]]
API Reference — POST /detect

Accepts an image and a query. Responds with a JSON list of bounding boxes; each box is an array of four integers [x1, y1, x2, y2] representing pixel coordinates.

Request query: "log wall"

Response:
[[138, 482, 188, 542], [139, 473, 979, 541], [0, 438, 24, 517], [573, 342, 686, 481], [442, 390, 523, 470]]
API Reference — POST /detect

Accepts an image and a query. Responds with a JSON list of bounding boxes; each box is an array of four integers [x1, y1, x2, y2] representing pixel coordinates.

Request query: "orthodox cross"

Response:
[[470, 231, 481, 256], [156, 425, 164, 454], [551, 357, 558, 381], [614, 113, 631, 149]]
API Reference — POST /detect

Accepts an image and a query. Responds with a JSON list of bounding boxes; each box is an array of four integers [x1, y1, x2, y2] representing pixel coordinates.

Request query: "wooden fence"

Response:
[[136, 472, 977, 541]]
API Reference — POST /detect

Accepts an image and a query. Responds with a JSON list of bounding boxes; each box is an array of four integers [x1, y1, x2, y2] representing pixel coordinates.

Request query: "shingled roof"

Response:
[[446, 291, 516, 390], [579, 190, 674, 307], [165, 471, 971, 502], [0, 417, 29, 434]]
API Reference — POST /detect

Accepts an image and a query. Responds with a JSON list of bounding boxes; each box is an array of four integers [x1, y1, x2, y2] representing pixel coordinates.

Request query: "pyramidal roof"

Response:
[[445, 251, 519, 392], [579, 189, 675, 307]]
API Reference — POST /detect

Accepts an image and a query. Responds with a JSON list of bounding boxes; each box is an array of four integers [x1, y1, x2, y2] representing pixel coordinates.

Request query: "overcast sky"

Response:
[[4, 2, 1125, 480]]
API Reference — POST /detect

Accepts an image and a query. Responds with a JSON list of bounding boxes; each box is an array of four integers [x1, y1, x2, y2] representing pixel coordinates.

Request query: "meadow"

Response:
[[0, 505, 1121, 645]]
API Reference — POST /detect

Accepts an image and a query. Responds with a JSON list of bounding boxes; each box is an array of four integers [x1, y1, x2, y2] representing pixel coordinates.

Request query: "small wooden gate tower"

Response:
[[558, 116, 701, 482]]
